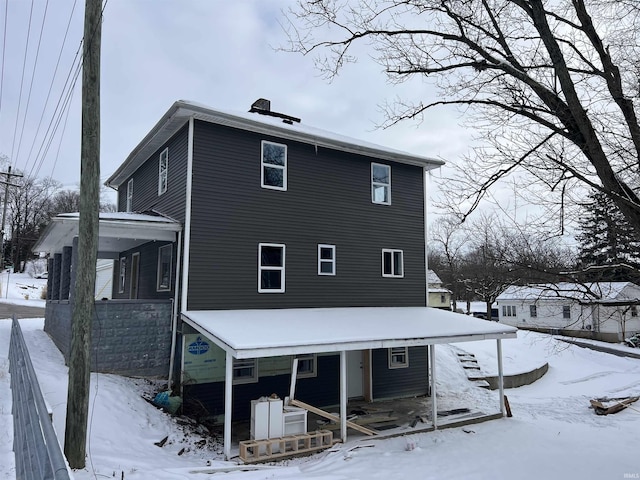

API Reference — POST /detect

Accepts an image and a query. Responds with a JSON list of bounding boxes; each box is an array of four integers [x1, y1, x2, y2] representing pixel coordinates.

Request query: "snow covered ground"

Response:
[[1, 272, 640, 479]]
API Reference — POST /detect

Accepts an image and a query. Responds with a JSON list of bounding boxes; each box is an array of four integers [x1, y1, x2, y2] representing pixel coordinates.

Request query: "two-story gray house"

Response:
[[35, 99, 516, 459]]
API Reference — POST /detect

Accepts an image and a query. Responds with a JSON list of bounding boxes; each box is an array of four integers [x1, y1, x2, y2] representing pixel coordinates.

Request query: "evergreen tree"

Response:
[[576, 191, 640, 281]]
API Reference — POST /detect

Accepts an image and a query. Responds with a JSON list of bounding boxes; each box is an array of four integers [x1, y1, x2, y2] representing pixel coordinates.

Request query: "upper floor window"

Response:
[[258, 243, 285, 293], [157, 244, 172, 291], [118, 257, 126, 293], [126, 179, 134, 212], [371, 163, 391, 204], [530, 305, 537, 318], [158, 148, 168, 195], [563, 305, 571, 319], [261, 141, 287, 191], [388, 347, 409, 368], [318, 244, 336, 276], [382, 249, 403, 277]]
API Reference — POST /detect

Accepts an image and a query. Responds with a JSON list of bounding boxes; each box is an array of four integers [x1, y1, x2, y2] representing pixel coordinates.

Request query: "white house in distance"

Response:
[[497, 282, 640, 342], [427, 270, 452, 310]]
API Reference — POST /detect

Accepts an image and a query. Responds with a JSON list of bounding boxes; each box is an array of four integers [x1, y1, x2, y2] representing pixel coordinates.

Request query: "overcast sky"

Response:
[[0, 0, 471, 205]]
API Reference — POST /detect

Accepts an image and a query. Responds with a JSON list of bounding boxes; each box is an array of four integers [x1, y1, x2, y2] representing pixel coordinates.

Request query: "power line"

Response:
[[14, 0, 49, 172], [0, 0, 9, 119]]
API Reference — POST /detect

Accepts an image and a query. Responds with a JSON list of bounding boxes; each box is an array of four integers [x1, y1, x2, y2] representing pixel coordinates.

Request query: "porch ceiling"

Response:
[[182, 307, 517, 359], [33, 212, 182, 254]]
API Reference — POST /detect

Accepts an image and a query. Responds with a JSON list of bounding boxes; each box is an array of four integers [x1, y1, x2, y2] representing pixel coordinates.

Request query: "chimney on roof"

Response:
[[249, 98, 301, 125]]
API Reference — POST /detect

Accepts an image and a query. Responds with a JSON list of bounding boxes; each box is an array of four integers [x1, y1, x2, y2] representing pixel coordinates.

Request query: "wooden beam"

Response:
[[289, 399, 378, 436]]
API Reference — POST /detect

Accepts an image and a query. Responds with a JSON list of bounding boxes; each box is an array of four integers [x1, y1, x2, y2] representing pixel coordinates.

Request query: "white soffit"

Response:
[[182, 307, 517, 359]]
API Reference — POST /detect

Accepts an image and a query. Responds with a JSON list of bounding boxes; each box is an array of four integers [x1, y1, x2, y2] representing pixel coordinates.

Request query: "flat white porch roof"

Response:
[[182, 307, 517, 359]]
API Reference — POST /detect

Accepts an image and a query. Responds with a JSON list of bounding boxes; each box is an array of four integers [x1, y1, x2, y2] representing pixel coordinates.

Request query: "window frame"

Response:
[[261, 140, 287, 191], [388, 346, 409, 369], [258, 243, 286, 293], [158, 147, 168, 196], [371, 162, 391, 205], [126, 179, 133, 212], [233, 358, 258, 385], [631, 305, 638, 317], [382, 249, 404, 278], [295, 354, 317, 379], [156, 244, 172, 292], [118, 257, 126, 294], [502, 305, 516, 317], [562, 305, 571, 319], [317, 244, 336, 276], [530, 305, 537, 318]]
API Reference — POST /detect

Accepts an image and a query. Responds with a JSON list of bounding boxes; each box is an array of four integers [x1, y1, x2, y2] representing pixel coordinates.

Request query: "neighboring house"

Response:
[[34, 99, 516, 458], [497, 282, 640, 342], [427, 270, 452, 310]]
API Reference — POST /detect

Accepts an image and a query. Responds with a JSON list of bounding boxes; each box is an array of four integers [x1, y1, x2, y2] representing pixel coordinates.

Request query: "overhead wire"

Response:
[[9, 0, 35, 165], [0, 0, 9, 120], [24, 0, 78, 178], [14, 0, 50, 173]]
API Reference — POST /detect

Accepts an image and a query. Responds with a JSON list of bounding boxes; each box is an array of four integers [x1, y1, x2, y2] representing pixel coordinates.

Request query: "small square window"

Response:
[[371, 163, 391, 205], [563, 306, 571, 319], [382, 249, 403, 277], [388, 347, 408, 369], [126, 179, 134, 212], [118, 257, 126, 293], [530, 305, 537, 318], [233, 358, 258, 384], [258, 243, 285, 293], [261, 141, 287, 190], [295, 354, 317, 378], [157, 244, 172, 291], [318, 244, 336, 276], [158, 148, 168, 195]]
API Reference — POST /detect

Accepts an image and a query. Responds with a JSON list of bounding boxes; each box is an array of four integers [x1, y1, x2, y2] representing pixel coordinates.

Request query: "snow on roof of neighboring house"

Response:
[[427, 269, 444, 285], [497, 282, 638, 302], [182, 306, 516, 359], [105, 100, 444, 189]]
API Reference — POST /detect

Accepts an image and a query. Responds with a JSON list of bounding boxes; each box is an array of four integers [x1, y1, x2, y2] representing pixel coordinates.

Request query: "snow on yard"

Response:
[[1, 272, 640, 479]]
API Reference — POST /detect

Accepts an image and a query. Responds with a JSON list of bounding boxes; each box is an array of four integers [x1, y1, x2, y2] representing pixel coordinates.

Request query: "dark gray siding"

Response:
[[117, 124, 189, 223], [183, 355, 340, 420], [187, 120, 426, 310], [371, 347, 429, 399], [112, 240, 176, 300]]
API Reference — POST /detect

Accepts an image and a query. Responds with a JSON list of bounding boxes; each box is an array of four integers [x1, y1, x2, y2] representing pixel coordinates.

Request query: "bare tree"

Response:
[[429, 216, 470, 305], [284, 1, 640, 236]]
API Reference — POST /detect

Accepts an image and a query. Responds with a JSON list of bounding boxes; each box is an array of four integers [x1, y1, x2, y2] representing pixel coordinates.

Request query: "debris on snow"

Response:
[[589, 396, 639, 415]]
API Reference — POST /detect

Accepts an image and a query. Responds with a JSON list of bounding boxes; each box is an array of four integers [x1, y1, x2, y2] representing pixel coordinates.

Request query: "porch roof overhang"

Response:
[[32, 212, 182, 255], [182, 307, 517, 359]]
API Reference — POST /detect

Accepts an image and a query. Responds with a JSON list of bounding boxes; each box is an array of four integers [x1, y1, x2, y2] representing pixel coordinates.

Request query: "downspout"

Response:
[[181, 117, 195, 310], [424, 169, 429, 308], [167, 229, 183, 389]]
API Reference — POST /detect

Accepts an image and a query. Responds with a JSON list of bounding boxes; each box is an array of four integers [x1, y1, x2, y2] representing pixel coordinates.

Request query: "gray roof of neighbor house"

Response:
[[105, 100, 445, 189], [497, 282, 640, 302]]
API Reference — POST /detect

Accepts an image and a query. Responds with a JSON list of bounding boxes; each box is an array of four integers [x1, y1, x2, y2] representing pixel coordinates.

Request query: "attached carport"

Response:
[[182, 306, 517, 459]]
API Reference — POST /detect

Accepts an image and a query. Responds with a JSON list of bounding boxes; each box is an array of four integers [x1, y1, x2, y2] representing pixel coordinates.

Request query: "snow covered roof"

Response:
[[497, 282, 639, 302], [427, 269, 444, 285], [32, 212, 182, 254], [182, 307, 516, 359], [105, 100, 444, 188]]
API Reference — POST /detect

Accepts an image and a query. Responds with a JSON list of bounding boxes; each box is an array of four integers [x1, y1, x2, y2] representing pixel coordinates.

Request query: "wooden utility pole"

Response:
[[0, 166, 23, 269], [64, 0, 101, 469]]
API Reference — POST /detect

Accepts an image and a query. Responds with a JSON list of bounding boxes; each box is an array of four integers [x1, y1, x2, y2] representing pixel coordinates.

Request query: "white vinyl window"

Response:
[[530, 305, 537, 318], [371, 163, 391, 204], [158, 148, 168, 195], [563, 305, 571, 319], [126, 179, 134, 212], [388, 347, 409, 369], [118, 257, 126, 293], [295, 354, 317, 379], [502, 305, 516, 317], [258, 243, 285, 293], [632, 306, 638, 317], [233, 358, 258, 384], [156, 244, 172, 291], [261, 141, 287, 190], [382, 249, 404, 277], [318, 244, 336, 276]]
